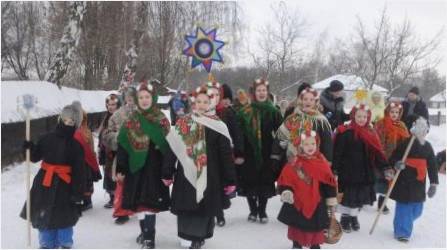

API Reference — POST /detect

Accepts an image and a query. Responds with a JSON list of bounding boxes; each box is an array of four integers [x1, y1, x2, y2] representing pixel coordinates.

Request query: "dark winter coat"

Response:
[[402, 98, 430, 130], [319, 88, 350, 130], [277, 184, 336, 231], [162, 127, 236, 217], [332, 130, 388, 191], [237, 108, 283, 198], [20, 123, 85, 230], [216, 106, 244, 209], [116, 143, 170, 212], [217, 106, 244, 158], [389, 138, 438, 203], [98, 112, 113, 166]]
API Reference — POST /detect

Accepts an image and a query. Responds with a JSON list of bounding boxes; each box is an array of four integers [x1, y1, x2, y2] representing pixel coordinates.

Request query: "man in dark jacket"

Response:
[[319, 80, 350, 130], [401, 87, 430, 130], [21, 104, 85, 249]]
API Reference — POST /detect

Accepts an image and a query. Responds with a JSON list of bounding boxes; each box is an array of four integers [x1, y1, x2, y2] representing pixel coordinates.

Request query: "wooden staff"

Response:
[[25, 108, 31, 247], [369, 136, 416, 235]]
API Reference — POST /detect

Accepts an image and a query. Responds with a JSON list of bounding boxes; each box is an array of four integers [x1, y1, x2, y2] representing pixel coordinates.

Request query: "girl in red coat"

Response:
[[277, 129, 337, 249]]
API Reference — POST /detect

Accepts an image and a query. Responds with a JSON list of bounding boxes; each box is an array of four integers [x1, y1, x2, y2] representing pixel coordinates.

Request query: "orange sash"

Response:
[[405, 158, 427, 182], [41, 161, 72, 187]]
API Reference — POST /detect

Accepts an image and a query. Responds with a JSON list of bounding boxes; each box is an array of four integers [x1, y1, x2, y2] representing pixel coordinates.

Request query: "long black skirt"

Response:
[[340, 184, 376, 208], [177, 213, 215, 241]]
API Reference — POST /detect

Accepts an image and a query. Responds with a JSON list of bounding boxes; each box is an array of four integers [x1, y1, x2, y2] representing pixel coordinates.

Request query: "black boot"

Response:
[[258, 197, 268, 224], [115, 215, 129, 225], [81, 196, 93, 211], [378, 196, 390, 214], [351, 216, 360, 231], [216, 209, 226, 227], [104, 194, 114, 209], [137, 220, 144, 244], [189, 240, 202, 249], [340, 214, 352, 233], [292, 241, 302, 249], [247, 196, 258, 222], [310, 245, 320, 249], [141, 215, 156, 249]]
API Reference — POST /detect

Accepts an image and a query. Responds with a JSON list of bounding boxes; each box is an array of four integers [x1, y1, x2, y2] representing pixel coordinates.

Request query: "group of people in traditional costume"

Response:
[[21, 77, 440, 249]]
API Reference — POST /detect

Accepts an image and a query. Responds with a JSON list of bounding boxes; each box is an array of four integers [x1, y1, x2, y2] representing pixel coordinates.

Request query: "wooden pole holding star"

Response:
[[17, 94, 38, 248]]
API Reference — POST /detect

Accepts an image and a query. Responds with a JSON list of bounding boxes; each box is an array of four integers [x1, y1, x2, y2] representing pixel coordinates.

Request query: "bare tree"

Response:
[[328, 6, 444, 94], [1, 2, 34, 80], [250, 1, 307, 92]]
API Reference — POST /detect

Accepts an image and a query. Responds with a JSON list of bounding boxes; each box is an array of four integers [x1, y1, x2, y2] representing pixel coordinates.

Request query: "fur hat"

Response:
[[60, 103, 83, 128], [328, 80, 344, 92]]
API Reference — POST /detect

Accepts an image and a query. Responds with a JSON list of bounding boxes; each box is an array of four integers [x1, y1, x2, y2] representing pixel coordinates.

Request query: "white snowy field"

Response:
[[1, 126, 446, 249]]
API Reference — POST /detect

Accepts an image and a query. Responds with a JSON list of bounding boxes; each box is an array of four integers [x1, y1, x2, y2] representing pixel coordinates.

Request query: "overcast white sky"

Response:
[[230, 0, 446, 73]]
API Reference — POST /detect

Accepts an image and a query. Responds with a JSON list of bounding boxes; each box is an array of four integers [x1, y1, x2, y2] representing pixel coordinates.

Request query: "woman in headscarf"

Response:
[[237, 78, 283, 224], [162, 84, 236, 249], [115, 81, 171, 248]]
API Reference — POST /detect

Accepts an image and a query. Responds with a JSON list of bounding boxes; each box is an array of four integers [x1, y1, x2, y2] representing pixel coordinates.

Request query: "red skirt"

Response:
[[287, 226, 324, 246], [112, 181, 134, 217]]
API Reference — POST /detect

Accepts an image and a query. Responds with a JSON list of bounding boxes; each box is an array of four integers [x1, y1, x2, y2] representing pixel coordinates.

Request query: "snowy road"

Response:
[[2, 125, 445, 249]]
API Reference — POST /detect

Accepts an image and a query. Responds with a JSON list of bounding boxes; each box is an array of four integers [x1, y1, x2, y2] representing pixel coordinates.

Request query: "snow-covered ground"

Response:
[[2, 126, 446, 249]]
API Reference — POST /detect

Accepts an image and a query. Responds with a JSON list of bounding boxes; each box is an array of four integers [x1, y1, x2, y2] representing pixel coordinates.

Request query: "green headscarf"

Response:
[[237, 100, 280, 167], [117, 93, 170, 173]]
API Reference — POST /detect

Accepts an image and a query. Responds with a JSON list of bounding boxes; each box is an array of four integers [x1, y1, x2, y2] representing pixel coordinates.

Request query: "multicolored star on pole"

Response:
[[183, 27, 225, 73]]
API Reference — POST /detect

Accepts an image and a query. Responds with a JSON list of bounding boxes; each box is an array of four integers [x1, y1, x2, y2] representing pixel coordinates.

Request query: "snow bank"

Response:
[[1, 81, 116, 123], [1, 81, 172, 124]]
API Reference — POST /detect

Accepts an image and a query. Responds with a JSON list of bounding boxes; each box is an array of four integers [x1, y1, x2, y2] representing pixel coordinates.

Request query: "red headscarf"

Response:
[[337, 104, 387, 162], [278, 150, 336, 219], [382, 101, 410, 141], [278, 131, 336, 218], [74, 112, 100, 172]]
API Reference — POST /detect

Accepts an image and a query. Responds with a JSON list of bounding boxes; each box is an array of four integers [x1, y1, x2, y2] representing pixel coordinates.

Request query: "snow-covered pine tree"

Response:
[[118, 2, 147, 93], [45, 1, 86, 88]]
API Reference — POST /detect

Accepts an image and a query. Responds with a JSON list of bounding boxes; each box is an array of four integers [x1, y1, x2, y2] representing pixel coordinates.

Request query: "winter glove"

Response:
[[384, 168, 395, 181], [327, 205, 336, 218], [22, 140, 34, 151], [280, 190, 294, 204], [234, 157, 245, 165], [162, 179, 173, 187], [70, 197, 83, 217], [224, 185, 236, 195], [394, 160, 406, 171], [427, 184, 437, 198]]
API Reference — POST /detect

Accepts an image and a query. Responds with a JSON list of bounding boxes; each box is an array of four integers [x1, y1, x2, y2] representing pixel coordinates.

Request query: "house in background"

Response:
[[312, 74, 389, 110], [429, 89, 446, 125]]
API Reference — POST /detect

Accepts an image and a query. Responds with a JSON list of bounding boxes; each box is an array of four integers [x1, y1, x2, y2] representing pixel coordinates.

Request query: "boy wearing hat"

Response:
[[20, 104, 85, 249]]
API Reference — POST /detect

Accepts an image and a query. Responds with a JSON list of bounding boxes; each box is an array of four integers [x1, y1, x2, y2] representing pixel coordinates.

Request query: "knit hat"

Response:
[[328, 80, 344, 92], [297, 82, 311, 97], [408, 86, 420, 95], [60, 103, 83, 128], [221, 83, 233, 101]]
